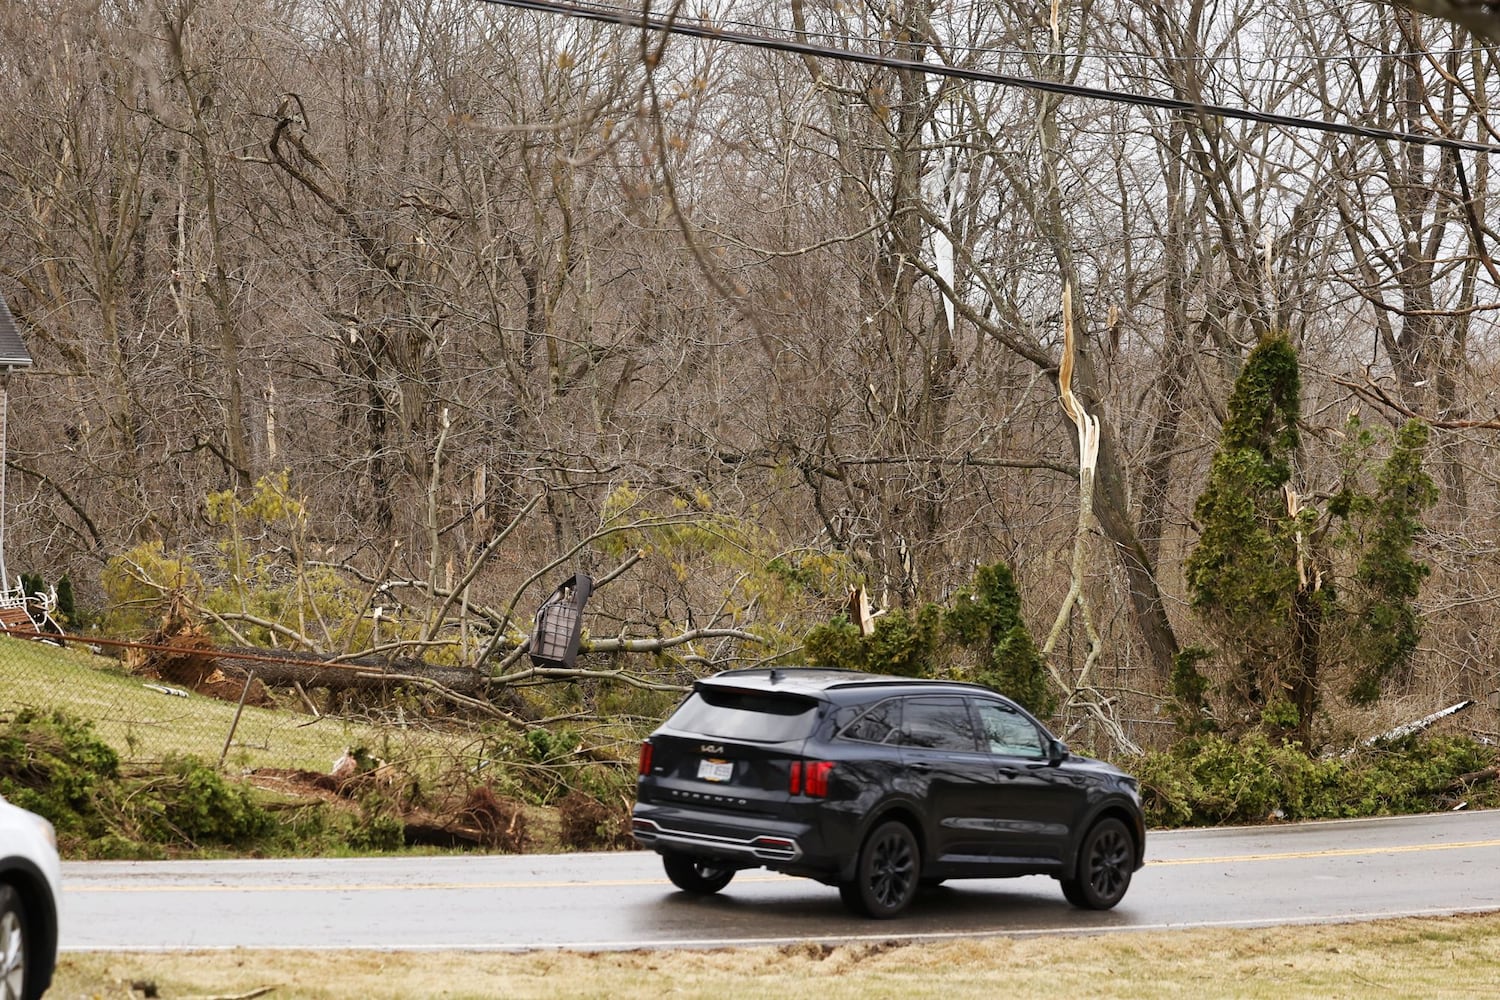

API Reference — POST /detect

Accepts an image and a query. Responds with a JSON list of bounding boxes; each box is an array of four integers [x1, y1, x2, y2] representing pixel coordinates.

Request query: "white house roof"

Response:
[[0, 293, 33, 371]]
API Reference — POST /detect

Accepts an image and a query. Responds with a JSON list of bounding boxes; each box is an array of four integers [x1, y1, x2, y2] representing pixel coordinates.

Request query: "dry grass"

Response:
[[0, 637, 456, 772], [50, 911, 1500, 999]]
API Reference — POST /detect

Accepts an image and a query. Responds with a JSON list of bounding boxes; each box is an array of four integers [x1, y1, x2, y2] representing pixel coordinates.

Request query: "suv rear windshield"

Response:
[[666, 687, 820, 743]]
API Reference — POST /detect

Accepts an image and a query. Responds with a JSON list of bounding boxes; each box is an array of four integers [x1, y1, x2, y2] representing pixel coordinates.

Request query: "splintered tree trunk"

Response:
[[1032, 38, 1181, 681], [1071, 349, 1181, 678]]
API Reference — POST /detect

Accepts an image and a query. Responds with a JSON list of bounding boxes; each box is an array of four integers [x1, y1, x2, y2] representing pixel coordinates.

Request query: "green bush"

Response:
[[347, 811, 406, 852], [114, 754, 275, 848], [805, 606, 943, 677], [0, 708, 340, 856], [804, 617, 870, 671], [1168, 646, 1216, 735], [806, 563, 1056, 715], [524, 727, 581, 764], [0, 709, 121, 840], [866, 605, 943, 677], [946, 562, 1055, 717], [1130, 731, 1498, 828]]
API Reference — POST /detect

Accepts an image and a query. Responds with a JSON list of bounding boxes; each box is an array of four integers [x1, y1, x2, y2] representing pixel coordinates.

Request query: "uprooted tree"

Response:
[[97, 473, 865, 720], [1183, 332, 1438, 748]]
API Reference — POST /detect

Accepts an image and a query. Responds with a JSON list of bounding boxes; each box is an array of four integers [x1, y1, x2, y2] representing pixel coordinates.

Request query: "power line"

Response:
[[639, 2, 1492, 72], [474, 0, 1500, 155]]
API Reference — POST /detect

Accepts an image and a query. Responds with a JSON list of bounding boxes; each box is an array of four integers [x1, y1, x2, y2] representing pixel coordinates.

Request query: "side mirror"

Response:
[[1048, 739, 1069, 764]]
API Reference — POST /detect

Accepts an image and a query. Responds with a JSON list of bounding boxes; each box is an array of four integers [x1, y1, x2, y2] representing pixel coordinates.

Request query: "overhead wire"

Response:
[[613, 0, 1495, 70], [473, 0, 1500, 154]]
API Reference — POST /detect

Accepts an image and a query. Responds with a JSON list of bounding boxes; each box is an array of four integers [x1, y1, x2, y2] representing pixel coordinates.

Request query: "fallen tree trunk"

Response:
[[217, 647, 489, 694], [1445, 765, 1500, 793], [1364, 700, 1476, 746]]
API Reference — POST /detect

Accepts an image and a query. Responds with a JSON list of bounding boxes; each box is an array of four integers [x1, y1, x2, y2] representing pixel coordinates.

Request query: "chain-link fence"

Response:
[[0, 626, 476, 773]]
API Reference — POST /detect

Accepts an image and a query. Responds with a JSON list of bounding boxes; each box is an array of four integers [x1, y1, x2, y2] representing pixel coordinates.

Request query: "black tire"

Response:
[[840, 820, 920, 918], [662, 855, 736, 895], [1, 882, 32, 1000], [1060, 817, 1134, 910], [1059, 876, 1090, 908]]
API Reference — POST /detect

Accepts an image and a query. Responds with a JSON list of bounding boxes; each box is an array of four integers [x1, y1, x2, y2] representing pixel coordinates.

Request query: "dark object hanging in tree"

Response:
[[529, 574, 594, 668]]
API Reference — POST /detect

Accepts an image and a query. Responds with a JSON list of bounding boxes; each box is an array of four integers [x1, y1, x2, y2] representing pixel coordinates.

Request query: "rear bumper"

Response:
[[632, 816, 803, 863], [631, 802, 831, 870]]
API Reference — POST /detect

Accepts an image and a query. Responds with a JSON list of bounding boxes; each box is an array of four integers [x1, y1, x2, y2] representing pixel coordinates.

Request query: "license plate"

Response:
[[697, 758, 733, 782]]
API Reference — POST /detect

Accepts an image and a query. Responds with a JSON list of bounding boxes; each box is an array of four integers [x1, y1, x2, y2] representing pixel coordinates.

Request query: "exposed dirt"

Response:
[[246, 767, 347, 798], [556, 789, 634, 849], [245, 767, 587, 853], [124, 607, 273, 706]]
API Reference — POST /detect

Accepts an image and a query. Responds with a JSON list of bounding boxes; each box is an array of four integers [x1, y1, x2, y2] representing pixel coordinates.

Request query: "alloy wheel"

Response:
[[852, 821, 919, 917], [0, 905, 25, 1000], [1084, 821, 1132, 904]]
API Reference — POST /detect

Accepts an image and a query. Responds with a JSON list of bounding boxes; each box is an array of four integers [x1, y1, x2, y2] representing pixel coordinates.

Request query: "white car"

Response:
[[0, 795, 59, 1000]]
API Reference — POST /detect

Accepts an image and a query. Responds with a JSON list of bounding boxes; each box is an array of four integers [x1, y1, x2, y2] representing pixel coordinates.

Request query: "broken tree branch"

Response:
[[1335, 371, 1500, 430], [1365, 699, 1476, 746], [1042, 284, 1139, 756], [1042, 283, 1103, 688]]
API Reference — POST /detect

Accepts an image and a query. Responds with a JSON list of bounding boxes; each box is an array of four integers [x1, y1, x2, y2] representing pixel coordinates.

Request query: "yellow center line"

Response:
[[64, 837, 1500, 894], [1148, 837, 1500, 866]]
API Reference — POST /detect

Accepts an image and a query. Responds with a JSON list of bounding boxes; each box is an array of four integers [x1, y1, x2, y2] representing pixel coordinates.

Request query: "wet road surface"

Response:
[[60, 810, 1500, 952]]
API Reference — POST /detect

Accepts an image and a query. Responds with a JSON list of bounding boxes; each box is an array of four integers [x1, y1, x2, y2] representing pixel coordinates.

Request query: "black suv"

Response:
[[633, 667, 1145, 918]]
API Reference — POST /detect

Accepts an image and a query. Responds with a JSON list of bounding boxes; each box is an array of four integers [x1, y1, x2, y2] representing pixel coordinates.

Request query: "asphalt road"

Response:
[[60, 810, 1500, 952]]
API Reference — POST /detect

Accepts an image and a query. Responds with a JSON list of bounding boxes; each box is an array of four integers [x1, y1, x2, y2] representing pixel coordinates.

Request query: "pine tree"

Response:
[[1344, 420, 1437, 703], [804, 561, 1054, 717], [1185, 333, 1309, 733], [946, 562, 1055, 718], [1184, 333, 1437, 746]]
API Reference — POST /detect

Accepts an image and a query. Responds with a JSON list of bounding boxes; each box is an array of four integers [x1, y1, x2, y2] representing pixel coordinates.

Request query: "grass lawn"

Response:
[[49, 911, 1500, 998], [0, 635, 449, 772]]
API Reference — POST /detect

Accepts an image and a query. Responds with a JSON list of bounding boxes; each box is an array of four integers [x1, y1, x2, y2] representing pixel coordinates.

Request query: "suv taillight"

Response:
[[789, 760, 834, 797], [638, 741, 653, 776]]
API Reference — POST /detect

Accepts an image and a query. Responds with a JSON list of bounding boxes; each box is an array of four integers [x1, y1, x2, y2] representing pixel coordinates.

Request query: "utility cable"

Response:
[[612, 1, 1494, 71], [474, 0, 1500, 154]]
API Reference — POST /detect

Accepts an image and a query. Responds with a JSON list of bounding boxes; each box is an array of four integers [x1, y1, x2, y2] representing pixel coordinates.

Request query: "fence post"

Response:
[[219, 670, 256, 769]]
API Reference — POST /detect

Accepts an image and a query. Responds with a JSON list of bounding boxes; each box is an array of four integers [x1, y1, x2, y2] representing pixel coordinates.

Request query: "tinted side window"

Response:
[[837, 698, 902, 744], [895, 697, 979, 752], [974, 700, 1046, 758], [666, 688, 819, 742]]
